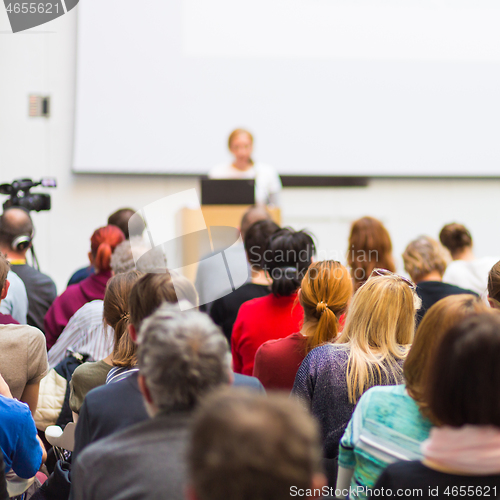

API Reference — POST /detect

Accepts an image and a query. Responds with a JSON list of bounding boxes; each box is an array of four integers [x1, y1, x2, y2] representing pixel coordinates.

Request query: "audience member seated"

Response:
[[292, 270, 419, 486], [71, 304, 231, 500], [232, 227, 315, 375], [72, 271, 264, 470], [44, 225, 125, 349], [69, 270, 142, 415], [402, 236, 477, 324], [374, 312, 500, 496], [253, 260, 352, 391], [0, 208, 57, 332], [195, 205, 270, 312], [48, 239, 166, 367], [0, 270, 27, 324], [210, 219, 280, 343], [67, 208, 145, 286], [0, 254, 48, 415], [108, 207, 146, 240], [439, 223, 497, 296], [186, 389, 343, 500], [0, 373, 46, 498], [347, 217, 396, 291], [338, 294, 489, 500]]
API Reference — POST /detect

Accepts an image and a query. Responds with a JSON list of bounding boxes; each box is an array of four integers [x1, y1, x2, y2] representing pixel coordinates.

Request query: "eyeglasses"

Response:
[[371, 268, 417, 292]]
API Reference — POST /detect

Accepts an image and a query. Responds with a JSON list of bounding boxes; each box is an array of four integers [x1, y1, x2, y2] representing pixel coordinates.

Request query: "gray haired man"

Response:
[[71, 303, 231, 500]]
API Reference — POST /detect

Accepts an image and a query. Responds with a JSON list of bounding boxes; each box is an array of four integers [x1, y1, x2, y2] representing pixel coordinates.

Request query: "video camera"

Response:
[[0, 178, 57, 212]]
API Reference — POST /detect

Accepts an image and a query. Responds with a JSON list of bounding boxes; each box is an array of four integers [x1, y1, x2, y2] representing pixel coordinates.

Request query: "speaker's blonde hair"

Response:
[[228, 129, 254, 165], [336, 275, 417, 403]]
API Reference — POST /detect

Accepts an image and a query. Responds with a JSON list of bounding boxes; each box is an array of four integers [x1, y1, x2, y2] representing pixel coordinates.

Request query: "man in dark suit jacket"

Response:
[[72, 368, 264, 467], [71, 305, 233, 500]]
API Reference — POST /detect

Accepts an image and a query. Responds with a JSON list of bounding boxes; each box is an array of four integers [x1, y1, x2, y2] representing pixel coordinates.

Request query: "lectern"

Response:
[[180, 205, 281, 283]]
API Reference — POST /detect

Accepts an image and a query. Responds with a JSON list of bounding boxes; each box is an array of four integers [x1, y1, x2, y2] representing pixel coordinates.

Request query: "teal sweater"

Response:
[[339, 384, 432, 500]]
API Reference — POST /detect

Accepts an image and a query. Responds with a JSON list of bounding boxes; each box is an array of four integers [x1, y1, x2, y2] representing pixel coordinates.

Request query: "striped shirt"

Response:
[[47, 300, 113, 368]]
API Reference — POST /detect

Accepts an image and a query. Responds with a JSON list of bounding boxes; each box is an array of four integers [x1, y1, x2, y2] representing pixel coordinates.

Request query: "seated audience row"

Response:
[[338, 294, 489, 499], [2, 202, 500, 500], [71, 303, 231, 500], [292, 271, 418, 485], [47, 236, 166, 368]]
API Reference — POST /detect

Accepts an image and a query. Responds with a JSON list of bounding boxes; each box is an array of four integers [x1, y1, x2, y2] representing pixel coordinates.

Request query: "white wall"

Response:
[[1, 7, 500, 293]]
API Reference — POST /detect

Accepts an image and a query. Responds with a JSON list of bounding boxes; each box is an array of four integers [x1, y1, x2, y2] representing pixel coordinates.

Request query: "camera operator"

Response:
[[0, 208, 56, 333]]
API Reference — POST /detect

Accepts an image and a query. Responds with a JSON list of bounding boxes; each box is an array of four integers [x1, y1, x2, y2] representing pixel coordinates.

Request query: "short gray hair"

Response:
[[137, 303, 231, 412], [111, 236, 167, 275]]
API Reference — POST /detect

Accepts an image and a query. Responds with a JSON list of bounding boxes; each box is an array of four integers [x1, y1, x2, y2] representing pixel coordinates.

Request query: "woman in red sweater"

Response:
[[231, 228, 315, 375], [253, 260, 352, 391]]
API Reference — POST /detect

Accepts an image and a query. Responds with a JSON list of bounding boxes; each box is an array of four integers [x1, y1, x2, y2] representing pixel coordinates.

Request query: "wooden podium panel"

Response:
[[180, 205, 281, 283]]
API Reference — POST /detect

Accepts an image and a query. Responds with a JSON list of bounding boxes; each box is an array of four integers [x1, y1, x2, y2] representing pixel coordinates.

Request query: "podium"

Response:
[[180, 205, 281, 283]]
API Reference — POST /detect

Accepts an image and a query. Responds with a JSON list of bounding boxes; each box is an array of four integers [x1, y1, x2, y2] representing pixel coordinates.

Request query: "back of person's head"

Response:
[[404, 294, 490, 412], [244, 219, 280, 271], [425, 312, 500, 427], [264, 227, 315, 297], [128, 271, 198, 330], [0, 208, 33, 252], [337, 272, 418, 403], [187, 389, 324, 500], [347, 216, 395, 290], [103, 269, 143, 368], [137, 304, 230, 413], [239, 206, 271, 239], [487, 260, 500, 308], [439, 223, 473, 258], [402, 235, 450, 283], [300, 261, 352, 354], [0, 254, 10, 292], [90, 225, 125, 273], [110, 237, 167, 275], [108, 208, 145, 239]]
